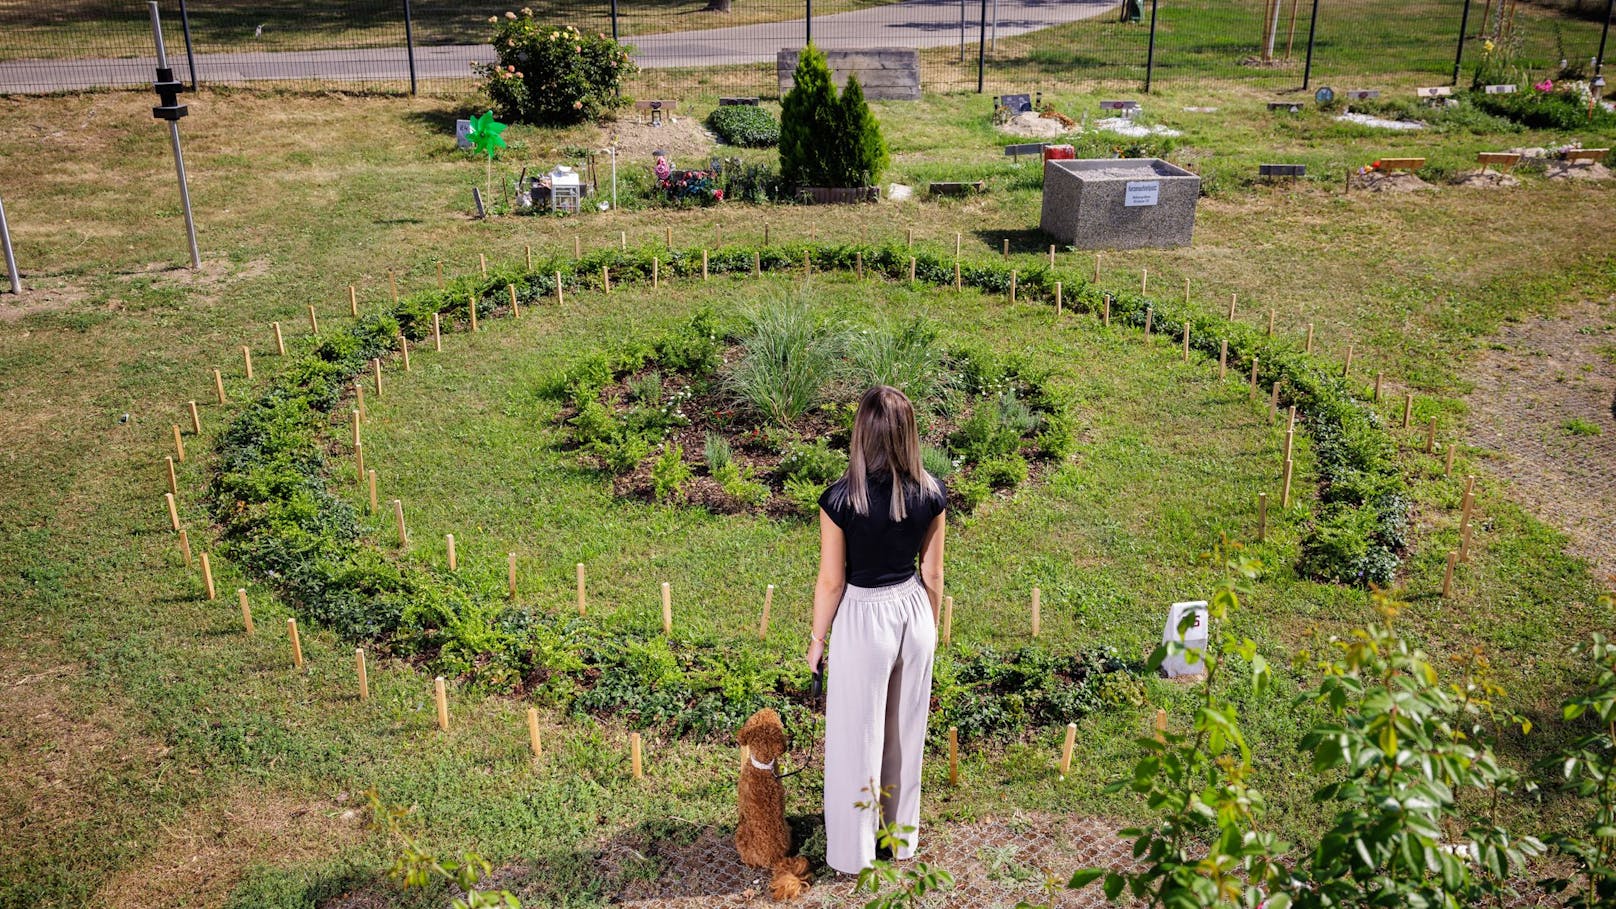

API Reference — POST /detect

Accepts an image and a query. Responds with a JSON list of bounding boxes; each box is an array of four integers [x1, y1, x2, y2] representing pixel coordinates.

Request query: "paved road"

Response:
[[0, 0, 1113, 92]]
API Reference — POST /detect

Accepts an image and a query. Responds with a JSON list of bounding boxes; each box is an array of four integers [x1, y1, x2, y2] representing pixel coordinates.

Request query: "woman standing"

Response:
[[805, 385, 947, 874]]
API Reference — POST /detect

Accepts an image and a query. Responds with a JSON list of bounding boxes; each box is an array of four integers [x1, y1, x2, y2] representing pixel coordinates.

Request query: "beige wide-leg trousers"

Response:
[[823, 577, 936, 874]]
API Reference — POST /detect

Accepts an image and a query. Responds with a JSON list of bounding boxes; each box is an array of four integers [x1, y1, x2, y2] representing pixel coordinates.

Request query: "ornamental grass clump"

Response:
[[477, 13, 634, 126], [726, 298, 843, 427]]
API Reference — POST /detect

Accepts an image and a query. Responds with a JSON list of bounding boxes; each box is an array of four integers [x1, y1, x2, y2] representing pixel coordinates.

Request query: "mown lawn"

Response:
[[0, 72, 1611, 907]]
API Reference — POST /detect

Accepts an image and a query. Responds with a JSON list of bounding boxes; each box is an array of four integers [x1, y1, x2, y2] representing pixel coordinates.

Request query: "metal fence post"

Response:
[[610, 0, 619, 41], [1301, 0, 1320, 90], [976, 0, 988, 92], [1452, 0, 1473, 85], [1597, 0, 1611, 74], [806, 0, 813, 46], [1144, 0, 1160, 92], [403, 0, 418, 95], [178, 0, 198, 89], [0, 197, 20, 295]]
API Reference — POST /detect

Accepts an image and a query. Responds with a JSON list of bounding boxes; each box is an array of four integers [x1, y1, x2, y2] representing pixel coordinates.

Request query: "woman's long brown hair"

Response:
[[835, 385, 941, 521]]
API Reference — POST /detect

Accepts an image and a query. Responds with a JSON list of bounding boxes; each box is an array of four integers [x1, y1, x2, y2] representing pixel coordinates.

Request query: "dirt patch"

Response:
[[95, 788, 367, 909], [997, 112, 1072, 139], [599, 111, 717, 162], [1351, 171, 1436, 192], [0, 283, 83, 321], [1545, 160, 1613, 181], [1452, 170, 1521, 189], [1465, 299, 1616, 584]]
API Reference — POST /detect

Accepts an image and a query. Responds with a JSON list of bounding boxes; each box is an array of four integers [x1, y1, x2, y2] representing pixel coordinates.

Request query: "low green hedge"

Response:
[[206, 239, 1411, 737], [706, 104, 781, 148]]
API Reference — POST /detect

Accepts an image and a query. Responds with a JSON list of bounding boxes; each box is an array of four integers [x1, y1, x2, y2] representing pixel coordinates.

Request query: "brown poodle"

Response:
[[735, 708, 811, 900]]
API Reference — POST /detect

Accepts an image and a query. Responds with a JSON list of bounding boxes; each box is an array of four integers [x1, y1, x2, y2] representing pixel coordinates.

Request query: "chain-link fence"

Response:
[[0, 0, 1609, 97]]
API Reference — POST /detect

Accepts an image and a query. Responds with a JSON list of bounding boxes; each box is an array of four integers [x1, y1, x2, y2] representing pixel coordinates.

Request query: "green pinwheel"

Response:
[[467, 109, 507, 202]]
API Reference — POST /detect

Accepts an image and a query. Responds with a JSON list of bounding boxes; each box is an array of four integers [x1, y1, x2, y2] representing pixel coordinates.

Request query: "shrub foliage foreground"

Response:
[[206, 240, 1410, 742]]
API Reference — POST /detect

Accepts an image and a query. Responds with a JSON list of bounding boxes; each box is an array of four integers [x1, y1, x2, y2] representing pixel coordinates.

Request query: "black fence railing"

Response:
[[0, 0, 1609, 97]]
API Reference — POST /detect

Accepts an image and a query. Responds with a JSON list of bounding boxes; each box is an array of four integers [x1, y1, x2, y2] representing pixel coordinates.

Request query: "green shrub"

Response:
[[779, 45, 888, 188], [654, 310, 725, 374], [702, 432, 733, 473], [953, 475, 992, 512], [1470, 86, 1616, 131], [1298, 502, 1391, 586], [1034, 407, 1077, 461], [950, 390, 1036, 464], [921, 444, 955, 480], [726, 298, 842, 426], [625, 371, 662, 405], [845, 317, 954, 408], [706, 105, 780, 148], [650, 443, 692, 501], [715, 462, 770, 506], [976, 454, 1028, 489], [590, 432, 651, 474], [783, 476, 828, 517], [476, 19, 634, 126], [779, 438, 847, 485], [1564, 417, 1602, 437], [569, 400, 617, 444]]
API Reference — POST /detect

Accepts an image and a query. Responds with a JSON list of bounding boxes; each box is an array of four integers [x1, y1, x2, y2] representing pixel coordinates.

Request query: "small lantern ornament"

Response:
[[1590, 74, 1607, 123]]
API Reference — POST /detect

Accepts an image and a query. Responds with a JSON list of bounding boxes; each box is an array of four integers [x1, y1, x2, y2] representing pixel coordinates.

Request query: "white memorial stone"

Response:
[[1161, 600, 1208, 677]]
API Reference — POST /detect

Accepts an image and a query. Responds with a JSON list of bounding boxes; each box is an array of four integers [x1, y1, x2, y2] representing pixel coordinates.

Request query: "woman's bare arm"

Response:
[[805, 508, 847, 672], [918, 511, 946, 623]]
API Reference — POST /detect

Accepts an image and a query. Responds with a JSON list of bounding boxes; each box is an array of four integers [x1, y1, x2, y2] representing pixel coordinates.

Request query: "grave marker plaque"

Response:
[[999, 93, 1033, 113], [455, 119, 473, 149], [1161, 600, 1209, 678], [1483, 84, 1518, 94]]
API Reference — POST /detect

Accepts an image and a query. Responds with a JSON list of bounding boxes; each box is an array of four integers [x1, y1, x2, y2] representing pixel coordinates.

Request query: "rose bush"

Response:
[[475, 12, 634, 126]]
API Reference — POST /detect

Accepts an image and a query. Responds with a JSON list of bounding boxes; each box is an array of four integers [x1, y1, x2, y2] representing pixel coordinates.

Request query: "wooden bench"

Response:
[[1563, 148, 1610, 164], [1476, 152, 1521, 174], [777, 48, 920, 101], [1340, 89, 1381, 101], [1267, 101, 1304, 113], [928, 181, 985, 197], [1258, 163, 1306, 179], [1378, 157, 1425, 173], [633, 99, 678, 126]]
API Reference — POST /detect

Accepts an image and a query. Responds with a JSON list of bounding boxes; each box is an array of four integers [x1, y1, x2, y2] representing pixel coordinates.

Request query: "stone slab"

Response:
[[776, 48, 920, 101], [1039, 158, 1199, 250]]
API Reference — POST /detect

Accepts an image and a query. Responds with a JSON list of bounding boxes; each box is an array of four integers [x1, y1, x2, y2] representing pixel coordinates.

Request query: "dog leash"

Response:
[[773, 665, 824, 781]]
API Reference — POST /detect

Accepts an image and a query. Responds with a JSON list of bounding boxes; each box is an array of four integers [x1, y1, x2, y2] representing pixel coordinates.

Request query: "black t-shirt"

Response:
[[819, 472, 947, 588]]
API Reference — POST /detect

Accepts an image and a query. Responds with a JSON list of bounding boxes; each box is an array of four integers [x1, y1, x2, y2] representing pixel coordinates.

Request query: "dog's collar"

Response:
[[749, 755, 776, 772]]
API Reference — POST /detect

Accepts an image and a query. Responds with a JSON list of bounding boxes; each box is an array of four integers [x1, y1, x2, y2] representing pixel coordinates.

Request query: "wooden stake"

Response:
[[1144, 308, 1152, 340], [1141, 268, 1148, 293], [213, 368, 226, 405], [522, 707, 543, 761], [1154, 709, 1167, 743], [953, 261, 961, 290], [759, 584, 774, 639], [1425, 418, 1437, 454], [392, 499, 407, 548], [856, 252, 864, 279], [354, 383, 366, 422], [355, 648, 369, 700], [1059, 722, 1077, 778], [189, 400, 201, 435], [390, 270, 399, 302], [942, 595, 953, 647], [1094, 251, 1101, 282], [1266, 309, 1275, 336], [367, 469, 377, 513], [948, 727, 960, 786], [468, 294, 478, 332], [909, 256, 917, 282], [1402, 393, 1414, 429], [630, 732, 643, 778], [652, 257, 659, 289], [1054, 281, 1063, 315], [753, 250, 761, 277], [524, 245, 532, 271], [1282, 458, 1294, 508], [1218, 340, 1228, 378], [433, 313, 442, 351], [661, 581, 672, 636], [352, 409, 361, 448], [1002, 238, 1009, 258], [173, 423, 185, 462], [1305, 322, 1315, 353], [573, 235, 581, 259], [954, 232, 961, 259], [666, 226, 673, 248], [1270, 381, 1281, 421], [200, 551, 215, 600], [178, 528, 191, 566], [1030, 587, 1041, 637], [373, 358, 383, 395], [436, 261, 444, 288], [1182, 322, 1191, 361], [908, 228, 914, 247], [1284, 428, 1295, 465], [307, 305, 319, 335], [1050, 244, 1057, 267], [354, 441, 364, 485], [165, 491, 180, 531], [1228, 293, 1237, 320], [1102, 294, 1110, 327], [238, 587, 253, 633], [273, 321, 286, 355], [1444, 443, 1457, 477], [508, 552, 517, 599], [445, 533, 456, 571], [620, 230, 627, 250], [288, 618, 304, 669], [1288, 405, 1296, 431], [555, 271, 564, 306], [602, 266, 611, 294], [577, 562, 587, 615], [348, 284, 358, 317], [401, 335, 411, 371], [1009, 270, 1017, 303], [1460, 521, 1474, 563], [434, 676, 449, 731], [242, 346, 253, 380], [701, 249, 709, 280], [1257, 492, 1268, 540], [1343, 344, 1354, 377], [1249, 357, 1260, 398], [1442, 550, 1458, 597], [166, 456, 178, 497], [1184, 276, 1191, 305], [764, 223, 771, 245]]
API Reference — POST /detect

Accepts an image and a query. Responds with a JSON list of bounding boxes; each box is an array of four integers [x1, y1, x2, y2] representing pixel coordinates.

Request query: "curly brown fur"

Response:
[[735, 709, 811, 900]]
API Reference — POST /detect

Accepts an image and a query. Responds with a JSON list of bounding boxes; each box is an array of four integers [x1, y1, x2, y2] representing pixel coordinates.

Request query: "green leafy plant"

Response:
[[706, 105, 780, 147], [373, 793, 522, 909], [779, 45, 887, 189], [650, 442, 692, 501], [854, 787, 955, 908], [976, 454, 1028, 489], [779, 438, 848, 485], [476, 18, 634, 126], [625, 370, 663, 405], [1544, 602, 1616, 908], [702, 431, 733, 474], [920, 444, 955, 480], [782, 476, 827, 517], [845, 318, 955, 409], [1564, 417, 1603, 437]]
